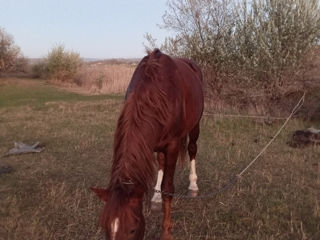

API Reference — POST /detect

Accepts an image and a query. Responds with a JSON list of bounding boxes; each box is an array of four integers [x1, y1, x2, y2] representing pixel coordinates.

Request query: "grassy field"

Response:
[[0, 78, 319, 240]]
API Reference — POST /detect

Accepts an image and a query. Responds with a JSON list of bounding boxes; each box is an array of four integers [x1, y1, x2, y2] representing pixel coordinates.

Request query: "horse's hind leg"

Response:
[[188, 123, 200, 196]]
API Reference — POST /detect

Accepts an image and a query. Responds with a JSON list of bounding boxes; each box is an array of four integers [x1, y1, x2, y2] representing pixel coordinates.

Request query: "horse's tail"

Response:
[[178, 136, 188, 167]]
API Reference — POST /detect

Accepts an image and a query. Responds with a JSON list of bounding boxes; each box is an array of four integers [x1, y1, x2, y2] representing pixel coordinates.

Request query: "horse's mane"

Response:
[[108, 49, 172, 193]]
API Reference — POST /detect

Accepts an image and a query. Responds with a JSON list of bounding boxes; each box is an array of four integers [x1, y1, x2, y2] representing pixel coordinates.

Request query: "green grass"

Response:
[[0, 77, 319, 240], [0, 78, 122, 108]]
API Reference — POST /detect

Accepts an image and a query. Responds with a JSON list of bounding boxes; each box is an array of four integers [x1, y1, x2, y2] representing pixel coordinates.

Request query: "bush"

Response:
[[33, 45, 82, 81], [31, 61, 48, 78], [234, 0, 320, 97], [0, 28, 21, 75], [10, 56, 29, 73], [147, 0, 320, 102]]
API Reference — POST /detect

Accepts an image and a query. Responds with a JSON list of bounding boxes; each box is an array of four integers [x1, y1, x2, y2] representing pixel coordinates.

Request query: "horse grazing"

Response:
[[91, 49, 204, 240]]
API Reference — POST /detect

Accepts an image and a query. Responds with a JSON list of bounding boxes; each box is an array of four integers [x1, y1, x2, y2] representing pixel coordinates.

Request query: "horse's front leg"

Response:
[[151, 152, 165, 209], [160, 141, 179, 240]]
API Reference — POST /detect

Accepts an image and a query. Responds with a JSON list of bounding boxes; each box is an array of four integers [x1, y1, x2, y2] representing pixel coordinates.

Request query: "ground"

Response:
[[0, 78, 319, 240]]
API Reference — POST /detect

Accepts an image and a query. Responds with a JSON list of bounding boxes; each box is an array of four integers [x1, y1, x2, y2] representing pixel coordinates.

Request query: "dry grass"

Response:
[[0, 98, 119, 240], [71, 62, 136, 94], [0, 78, 320, 239]]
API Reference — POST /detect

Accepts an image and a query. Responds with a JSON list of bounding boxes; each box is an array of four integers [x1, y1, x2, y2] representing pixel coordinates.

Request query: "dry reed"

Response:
[[74, 62, 136, 94]]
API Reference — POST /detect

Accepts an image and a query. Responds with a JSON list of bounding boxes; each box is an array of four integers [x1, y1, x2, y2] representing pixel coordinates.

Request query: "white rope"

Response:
[[203, 113, 288, 120], [237, 92, 306, 177]]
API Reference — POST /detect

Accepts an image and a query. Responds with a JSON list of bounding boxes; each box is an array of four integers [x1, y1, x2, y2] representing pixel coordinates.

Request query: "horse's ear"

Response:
[[90, 187, 109, 202]]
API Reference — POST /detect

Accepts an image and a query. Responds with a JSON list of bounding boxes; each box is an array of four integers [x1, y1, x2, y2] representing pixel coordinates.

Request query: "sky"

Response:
[[0, 0, 169, 59]]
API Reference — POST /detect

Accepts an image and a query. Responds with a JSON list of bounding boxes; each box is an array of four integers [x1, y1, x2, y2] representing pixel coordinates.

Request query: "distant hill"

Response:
[[87, 58, 140, 65], [83, 58, 103, 62], [27, 58, 140, 64]]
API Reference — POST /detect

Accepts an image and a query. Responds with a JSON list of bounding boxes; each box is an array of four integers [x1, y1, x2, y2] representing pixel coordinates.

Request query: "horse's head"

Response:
[[91, 185, 145, 240]]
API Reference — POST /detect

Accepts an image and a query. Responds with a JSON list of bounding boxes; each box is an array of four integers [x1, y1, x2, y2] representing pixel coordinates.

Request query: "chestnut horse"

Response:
[[91, 49, 203, 240]]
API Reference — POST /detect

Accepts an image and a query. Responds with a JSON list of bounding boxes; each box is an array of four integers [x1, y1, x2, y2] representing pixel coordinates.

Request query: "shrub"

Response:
[[44, 45, 82, 81], [31, 61, 48, 78], [234, 0, 320, 97], [147, 0, 320, 102], [0, 28, 21, 75], [10, 56, 29, 73]]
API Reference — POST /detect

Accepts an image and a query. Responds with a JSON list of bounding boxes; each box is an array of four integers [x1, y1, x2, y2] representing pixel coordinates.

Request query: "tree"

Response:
[[235, 0, 320, 96], [147, 0, 320, 99], [0, 28, 21, 74], [156, 0, 236, 98], [160, 0, 235, 69]]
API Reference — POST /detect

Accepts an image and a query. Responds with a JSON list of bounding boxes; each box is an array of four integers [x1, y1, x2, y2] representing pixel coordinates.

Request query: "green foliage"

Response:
[[0, 28, 21, 74], [161, 0, 236, 69], [33, 44, 82, 81], [148, 0, 320, 99], [0, 79, 121, 108], [235, 0, 320, 95], [46, 45, 82, 80]]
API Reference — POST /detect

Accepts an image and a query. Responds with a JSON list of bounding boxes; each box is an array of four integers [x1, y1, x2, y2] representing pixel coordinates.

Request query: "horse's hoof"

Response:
[[160, 232, 174, 240], [188, 190, 199, 197], [151, 202, 162, 212]]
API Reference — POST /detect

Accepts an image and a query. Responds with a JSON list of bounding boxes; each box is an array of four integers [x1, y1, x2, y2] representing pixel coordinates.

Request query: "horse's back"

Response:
[[125, 50, 204, 139], [174, 57, 204, 122], [157, 54, 204, 137]]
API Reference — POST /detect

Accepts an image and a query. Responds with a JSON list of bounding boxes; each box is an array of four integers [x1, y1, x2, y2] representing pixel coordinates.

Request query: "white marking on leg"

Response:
[[188, 159, 199, 191], [151, 169, 163, 203], [111, 218, 119, 240], [308, 127, 320, 134]]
